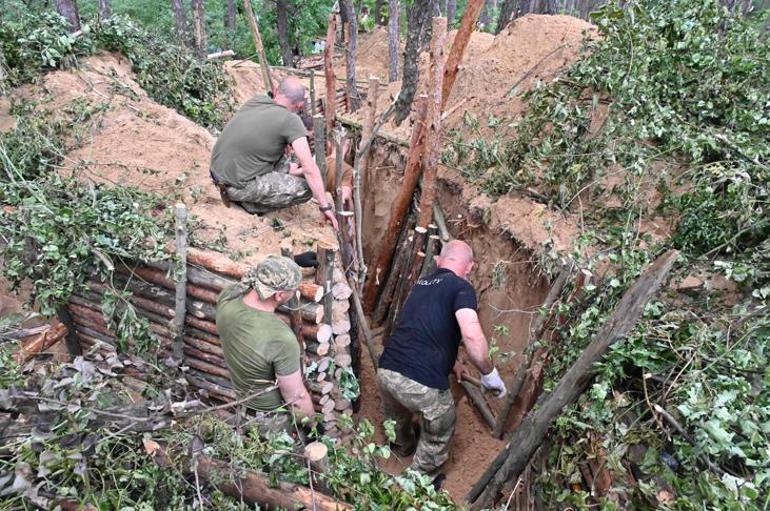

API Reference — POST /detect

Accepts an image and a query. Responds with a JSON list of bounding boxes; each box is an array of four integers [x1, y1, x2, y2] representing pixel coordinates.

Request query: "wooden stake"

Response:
[[362, 94, 429, 312], [281, 247, 304, 350], [309, 69, 316, 116], [417, 17, 447, 228], [460, 380, 496, 430], [304, 441, 331, 493], [173, 203, 188, 361], [467, 250, 679, 509], [313, 114, 327, 185], [242, 0, 274, 94], [323, 12, 337, 136], [433, 202, 451, 242], [441, 0, 484, 110], [316, 243, 336, 325]]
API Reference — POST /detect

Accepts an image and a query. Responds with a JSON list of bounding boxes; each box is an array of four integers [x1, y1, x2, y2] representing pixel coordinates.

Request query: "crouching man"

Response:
[[377, 240, 507, 483], [215, 255, 314, 433]]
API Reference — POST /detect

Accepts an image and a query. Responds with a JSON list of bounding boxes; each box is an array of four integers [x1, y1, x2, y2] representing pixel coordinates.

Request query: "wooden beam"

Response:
[[417, 16, 447, 229], [173, 203, 188, 361], [362, 95, 428, 312], [324, 12, 338, 136], [467, 250, 679, 509], [242, 0, 274, 93], [441, 0, 484, 110]]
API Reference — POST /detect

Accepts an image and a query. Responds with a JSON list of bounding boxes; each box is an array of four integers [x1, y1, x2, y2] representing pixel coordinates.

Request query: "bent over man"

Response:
[[377, 240, 507, 480], [210, 77, 338, 231], [215, 255, 314, 433]]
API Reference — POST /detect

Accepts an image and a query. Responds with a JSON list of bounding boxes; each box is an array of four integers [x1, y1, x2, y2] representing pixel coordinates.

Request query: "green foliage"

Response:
[[0, 10, 234, 129]]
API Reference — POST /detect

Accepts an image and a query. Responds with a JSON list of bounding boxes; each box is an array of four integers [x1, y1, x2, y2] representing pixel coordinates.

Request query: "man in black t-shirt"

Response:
[[377, 240, 507, 480]]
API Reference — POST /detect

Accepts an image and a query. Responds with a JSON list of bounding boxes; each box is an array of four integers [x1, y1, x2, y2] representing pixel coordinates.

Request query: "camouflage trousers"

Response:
[[225, 162, 312, 215], [377, 368, 456, 476]]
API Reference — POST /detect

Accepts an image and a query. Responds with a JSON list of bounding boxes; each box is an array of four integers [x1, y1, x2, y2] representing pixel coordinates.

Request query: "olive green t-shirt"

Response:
[[215, 287, 300, 411], [210, 95, 307, 188]]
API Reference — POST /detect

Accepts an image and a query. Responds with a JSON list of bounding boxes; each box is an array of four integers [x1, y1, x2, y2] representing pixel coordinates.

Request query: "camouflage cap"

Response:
[[242, 255, 302, 300]]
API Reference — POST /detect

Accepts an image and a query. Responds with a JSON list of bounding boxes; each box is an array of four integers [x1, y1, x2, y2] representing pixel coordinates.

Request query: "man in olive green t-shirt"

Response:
[[215, 255, 315, 432], [210, 77, 338, 231]]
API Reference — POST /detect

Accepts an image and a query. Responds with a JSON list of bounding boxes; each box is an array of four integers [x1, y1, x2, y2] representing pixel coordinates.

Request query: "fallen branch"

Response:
[[467, 250, 679, 509]]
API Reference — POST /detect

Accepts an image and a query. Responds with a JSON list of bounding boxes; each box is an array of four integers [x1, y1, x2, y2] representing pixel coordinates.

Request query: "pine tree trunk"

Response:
[[341, 0, 361, 112], [388, 0, 400, 83], [191, 0, 208, 60], [55, 0, 81, 32], [170, 0, 190, 50], [495, 0, 517, 33], [276, 0, 293, 66], [393, 0, 431, 124], [224, 0, 237, 46], [98, 0, 111, 18], [447, 0, 456, 25]]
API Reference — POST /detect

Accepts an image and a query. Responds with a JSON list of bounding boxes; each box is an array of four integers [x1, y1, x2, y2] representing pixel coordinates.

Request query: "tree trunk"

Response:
[[191, 0, 208, 60], [393, 0, 431, 124], [478, 0, 496, 29], [387, 0, 400, 83], [446, 0, 457, 25], [98, 0, 111, 18], [342, 0, 361, 112], [495, 0, 517, 33], [224, 0, 236, 47], [276, 0, 293, 66], [375, 0, 386, 24], [170, 0, 190, 49], [55, 0, 81, 32], [442, 0, 484, 109], [467, 250, 680, 509]]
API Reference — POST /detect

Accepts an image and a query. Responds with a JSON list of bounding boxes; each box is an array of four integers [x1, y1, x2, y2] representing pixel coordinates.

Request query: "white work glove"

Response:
[[480, 367, 507, 398]]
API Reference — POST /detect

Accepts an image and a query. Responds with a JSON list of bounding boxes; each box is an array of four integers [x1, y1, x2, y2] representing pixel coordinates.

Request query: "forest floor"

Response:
[[2, 13, 600, 502]]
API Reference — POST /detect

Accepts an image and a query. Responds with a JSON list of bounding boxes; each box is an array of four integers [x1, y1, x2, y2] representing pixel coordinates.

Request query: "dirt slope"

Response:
[[14, 53, 337, 265]]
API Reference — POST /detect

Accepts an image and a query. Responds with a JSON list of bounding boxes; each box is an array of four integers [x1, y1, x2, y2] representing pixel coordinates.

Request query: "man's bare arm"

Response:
[[455, 308, 494, 375], [276, 369, 315, 420], [291, 136, 339, 231]]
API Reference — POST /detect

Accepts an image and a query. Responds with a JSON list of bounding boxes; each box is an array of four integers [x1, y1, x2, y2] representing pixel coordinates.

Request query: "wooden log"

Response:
[[334, 397, 352, 411], [492, 262, 574, 438], [441, 0, 484, 110], [187, 247, 249, 280], [183, 345, 226, 366], [420, 227, 439, 277], [191, 451, 351, 510], [332, 334, 351, 349], [433, 202, 451, 242], [467, 250, 680, 509], [184, 357, 230, 378], [324, 12, 337, 136], [372, 214, 416, 324], [76, 332, 115, 354], [304, 442, 330, 495], [187, 299, 217, 321], [316, 244, 336, 325], [207, 49, 235, 60], [184, 336, 225, 357], [362, 94, 429, 312], [307, 380, 334, 395], [332, 300, 351, 323], [417, 17, 447, 228], [187, 368, 235, 390], [242, 0, 273, 93], [278, 300, 324, 324], [321, 399, 336, 415], [14, 323, 68, 364], [186, 374, 237, 401], [331, 281, 352, 300], [173, 203, 188, 360], [306, 341, 331, 356], [185, 316, 218, 336], [314, 114, 328, 185], [281, 246, 304, 348], [188, 284, 220, 305], [460, 380, 496, 430], [300, 282, 324, 303], [331, 319, 351, 335], [334, 352, 352, 367]]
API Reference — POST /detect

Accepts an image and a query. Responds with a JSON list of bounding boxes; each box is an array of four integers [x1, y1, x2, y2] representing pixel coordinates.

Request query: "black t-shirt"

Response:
[[378, 268, 478, 390]]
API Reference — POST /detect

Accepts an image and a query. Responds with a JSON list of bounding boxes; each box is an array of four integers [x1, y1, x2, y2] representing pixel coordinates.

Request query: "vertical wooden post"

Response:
[[173, 203, 188, 361], [242, 0, 274, 94], [387, 0, 400, 83], [316, 244, 336, 325], [309, 70, 316, 116], [442, 0, 484, 109], [281, 247, 304, 349], [341, 0, 360, 113], [191, 0, 208, 61], [362, 94, 429, 312], [304, 442, 330, 494], [324, 13, 338, 136], [313, 114, 327, 186], [417, 16, 447, 228]]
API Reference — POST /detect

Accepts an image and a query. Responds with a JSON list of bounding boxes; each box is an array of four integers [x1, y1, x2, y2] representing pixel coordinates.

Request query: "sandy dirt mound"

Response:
[[18, 53, 337, 265]]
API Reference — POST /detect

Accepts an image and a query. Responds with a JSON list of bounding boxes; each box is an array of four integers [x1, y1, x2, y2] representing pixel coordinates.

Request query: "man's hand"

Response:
[[452, 361, 467, 383], [322, 208, 339, 231], [480, 367, 507, 398]]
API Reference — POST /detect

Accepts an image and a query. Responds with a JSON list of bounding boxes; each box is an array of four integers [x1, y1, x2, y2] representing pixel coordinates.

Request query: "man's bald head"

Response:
[[436, 240, 475, 279], [276, 77, 306, 107]]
